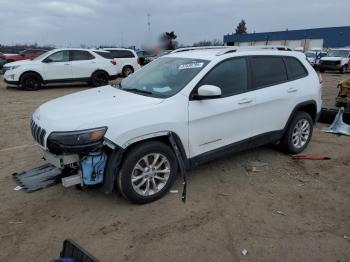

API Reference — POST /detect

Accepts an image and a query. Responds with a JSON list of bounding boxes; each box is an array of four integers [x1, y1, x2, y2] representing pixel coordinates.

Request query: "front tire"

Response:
[[280, 111, 313, 154], [20, 73, 42, 91], [117, 141, 178, 204], [340, 65, 347, 74]]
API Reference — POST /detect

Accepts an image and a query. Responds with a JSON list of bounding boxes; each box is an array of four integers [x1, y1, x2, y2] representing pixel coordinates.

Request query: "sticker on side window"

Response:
[[178, 62, 204, 70]]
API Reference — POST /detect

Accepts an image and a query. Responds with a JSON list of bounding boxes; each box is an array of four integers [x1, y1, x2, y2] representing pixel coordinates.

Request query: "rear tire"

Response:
[[279, 111, 313, 154], [340, 65, 347, 74], [122, 66, 134, 77], [90, 71, 109, 87], [20, 73, 42, 91], [117, 141, 178, 204]]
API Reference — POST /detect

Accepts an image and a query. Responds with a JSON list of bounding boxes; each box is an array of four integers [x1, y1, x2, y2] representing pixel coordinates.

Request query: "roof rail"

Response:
[[216, 45, 292, 56], [170, 46, 227, 54]]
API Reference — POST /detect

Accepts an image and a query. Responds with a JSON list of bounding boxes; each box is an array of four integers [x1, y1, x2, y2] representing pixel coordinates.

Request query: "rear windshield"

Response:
[[94, 51, 113, 59]]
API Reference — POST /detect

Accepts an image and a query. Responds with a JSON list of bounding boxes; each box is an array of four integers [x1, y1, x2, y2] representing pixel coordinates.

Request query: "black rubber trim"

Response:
[[102, 146, 124, 194], [4, 79, 19, 85], [189, 130, 284, 168]]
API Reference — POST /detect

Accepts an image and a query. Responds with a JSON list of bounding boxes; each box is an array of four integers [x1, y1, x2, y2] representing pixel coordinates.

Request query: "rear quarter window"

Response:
[[284, 57, 308, 80], [108, 50, 135, 58], [251, 56, 288, 88], [94, 51, 113, 59]]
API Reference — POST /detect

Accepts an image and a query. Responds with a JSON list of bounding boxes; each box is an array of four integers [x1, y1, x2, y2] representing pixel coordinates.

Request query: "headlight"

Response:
[[48, 127, 107, 146], [4, 65, 20, 71]]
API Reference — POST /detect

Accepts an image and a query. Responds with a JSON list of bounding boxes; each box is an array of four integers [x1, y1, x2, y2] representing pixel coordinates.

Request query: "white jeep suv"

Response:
[[3, 48, 118, 90], [30, 47, 322, 203], [102, 48, 141, 77]]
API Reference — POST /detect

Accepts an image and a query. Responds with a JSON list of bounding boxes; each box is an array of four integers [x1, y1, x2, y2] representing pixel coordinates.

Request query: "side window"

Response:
[[110, 50, 135, 58], [284, 57, 308, 80], [45, 50, 69, 62], [198, 58, 248, 96], [251, 56, 288, 88], [70, 50, 94, 61]]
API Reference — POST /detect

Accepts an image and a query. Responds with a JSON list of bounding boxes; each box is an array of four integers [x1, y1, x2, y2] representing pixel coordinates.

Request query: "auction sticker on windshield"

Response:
[[178, 62, 204, 70]]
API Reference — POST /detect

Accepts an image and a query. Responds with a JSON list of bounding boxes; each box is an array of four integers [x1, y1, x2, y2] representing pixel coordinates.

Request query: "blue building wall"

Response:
[[224, 26, 350, 48]]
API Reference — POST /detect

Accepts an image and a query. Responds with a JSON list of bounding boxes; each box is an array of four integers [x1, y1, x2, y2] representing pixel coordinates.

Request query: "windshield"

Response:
[[33, 50, 54, 61], [305, 52, 316, 58], [120, 57, 209, 98], [327, 50, 350, 58]]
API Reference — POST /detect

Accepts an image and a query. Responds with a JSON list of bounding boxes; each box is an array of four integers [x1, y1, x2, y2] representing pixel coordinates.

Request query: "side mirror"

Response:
[[43, 58, 53, 63], [193, 85, 222, 100]]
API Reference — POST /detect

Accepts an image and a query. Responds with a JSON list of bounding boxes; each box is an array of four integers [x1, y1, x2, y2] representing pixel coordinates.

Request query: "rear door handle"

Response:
[[238, 98, 253, 104], [287, 87, 298, 93]]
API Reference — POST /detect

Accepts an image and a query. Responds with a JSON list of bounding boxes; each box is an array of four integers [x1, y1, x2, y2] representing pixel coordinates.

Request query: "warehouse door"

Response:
[[309, 39, 324, 50], [287, 40, 302, 50]]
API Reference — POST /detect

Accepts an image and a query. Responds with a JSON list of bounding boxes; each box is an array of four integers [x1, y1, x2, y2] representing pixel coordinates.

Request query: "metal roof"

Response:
[[224, 26, 350, 48]]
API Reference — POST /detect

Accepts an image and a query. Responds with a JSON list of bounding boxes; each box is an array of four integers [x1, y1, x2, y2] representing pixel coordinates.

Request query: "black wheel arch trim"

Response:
[[283, 100, 318, 134], [102, 131, 189, 194], [91, 69, 110, 78], [19, 71, 44, 82]]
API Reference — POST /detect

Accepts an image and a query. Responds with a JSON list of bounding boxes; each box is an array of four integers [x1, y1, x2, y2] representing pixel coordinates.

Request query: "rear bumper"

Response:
[[109, 74, 118, 80]]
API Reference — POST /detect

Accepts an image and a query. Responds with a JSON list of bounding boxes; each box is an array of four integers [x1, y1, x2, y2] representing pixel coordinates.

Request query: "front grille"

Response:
[[30, 119, 46, 146], [320, 60, 340, 66]]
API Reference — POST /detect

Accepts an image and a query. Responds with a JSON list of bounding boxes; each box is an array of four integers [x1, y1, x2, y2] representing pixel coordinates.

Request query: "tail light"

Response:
[[137, 58, 141, 65], [318, 73, 323, 84], [110, 60, 117, 65]]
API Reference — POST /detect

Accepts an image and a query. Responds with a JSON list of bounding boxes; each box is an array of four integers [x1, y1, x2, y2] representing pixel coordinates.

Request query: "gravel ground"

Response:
[[0, 73, 349, 262]]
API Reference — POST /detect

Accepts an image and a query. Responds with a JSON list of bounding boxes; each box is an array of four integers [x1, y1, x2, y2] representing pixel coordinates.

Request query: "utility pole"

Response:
[[147, 13, 151, 46], [120, 32, 124, 47]]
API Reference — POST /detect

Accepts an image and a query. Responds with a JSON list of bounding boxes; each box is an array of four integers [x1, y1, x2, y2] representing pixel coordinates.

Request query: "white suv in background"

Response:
[[30, 47, 322, 203], [102, 48, 141, 77], [319, 48, 350, 74], [3, 48, 118, 90]]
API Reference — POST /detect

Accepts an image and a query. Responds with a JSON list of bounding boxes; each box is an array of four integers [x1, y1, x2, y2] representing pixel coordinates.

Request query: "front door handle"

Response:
[[238, 98, 253, 104], [287, 87, 298, 93]]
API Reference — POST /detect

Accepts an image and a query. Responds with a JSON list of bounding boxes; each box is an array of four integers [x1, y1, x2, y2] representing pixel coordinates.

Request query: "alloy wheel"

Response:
[[131, 153, 171, 196], [292, 119, 310, 149]]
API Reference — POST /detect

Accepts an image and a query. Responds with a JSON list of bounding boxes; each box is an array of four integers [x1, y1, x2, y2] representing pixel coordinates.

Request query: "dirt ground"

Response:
[[0, 73, 349, 262]]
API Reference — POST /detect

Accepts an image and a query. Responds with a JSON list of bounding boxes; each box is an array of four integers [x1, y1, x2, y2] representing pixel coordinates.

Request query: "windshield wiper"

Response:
[[124, 88, 153, 95]]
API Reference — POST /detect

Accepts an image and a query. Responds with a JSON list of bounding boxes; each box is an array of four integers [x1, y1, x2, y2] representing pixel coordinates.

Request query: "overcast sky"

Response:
[[0, 0, 349, 48]]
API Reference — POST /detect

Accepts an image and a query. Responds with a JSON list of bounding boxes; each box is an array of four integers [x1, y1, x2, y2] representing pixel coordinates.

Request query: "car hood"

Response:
[[33, 85, 164, 132], [4, 59, 38, 67], [321, 57, 343, 61]]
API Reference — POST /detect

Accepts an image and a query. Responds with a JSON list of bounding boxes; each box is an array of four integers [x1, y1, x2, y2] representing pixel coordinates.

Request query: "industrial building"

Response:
[[223, 26, 350, 50]]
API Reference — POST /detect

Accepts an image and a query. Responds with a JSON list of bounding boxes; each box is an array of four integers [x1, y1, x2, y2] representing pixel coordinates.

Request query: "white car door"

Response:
[[251, 56, 305, 137], [42, 50, 72, 80], [188, 57, 255, 158], [69, 50, 96, 79]]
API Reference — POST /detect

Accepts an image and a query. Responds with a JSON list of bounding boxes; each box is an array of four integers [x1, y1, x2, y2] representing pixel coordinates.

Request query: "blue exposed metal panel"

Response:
[[224, 26, 350, 48]]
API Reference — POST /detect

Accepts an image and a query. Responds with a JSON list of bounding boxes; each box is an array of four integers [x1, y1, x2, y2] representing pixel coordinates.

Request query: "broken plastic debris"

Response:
[[8, 221, 24, 224], [321, 107, 350, 136], [13, 185, 23, 191], [170, 190, 178, 194], [344, 235, 349, 239], [241, 249, 248, 256], [274, 210, 287, 216], [245, 161, 268, 172]]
